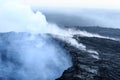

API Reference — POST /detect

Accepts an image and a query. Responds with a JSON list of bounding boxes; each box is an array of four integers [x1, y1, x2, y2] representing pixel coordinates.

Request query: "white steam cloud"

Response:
[[0, 1, 47, 33], [0, 1, 72, 80], [0, 0, 119, 80]]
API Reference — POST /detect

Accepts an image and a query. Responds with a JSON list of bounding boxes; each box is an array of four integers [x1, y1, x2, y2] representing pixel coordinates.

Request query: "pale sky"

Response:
[[21, 0, 120, 9]]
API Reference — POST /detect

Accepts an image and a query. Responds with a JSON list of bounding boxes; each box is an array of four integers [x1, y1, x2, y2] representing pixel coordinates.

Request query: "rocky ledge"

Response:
[[56, 35, 120, 80]]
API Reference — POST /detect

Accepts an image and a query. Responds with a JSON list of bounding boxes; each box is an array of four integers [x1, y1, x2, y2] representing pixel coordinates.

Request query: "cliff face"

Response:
[[56, 35, 120, 80]]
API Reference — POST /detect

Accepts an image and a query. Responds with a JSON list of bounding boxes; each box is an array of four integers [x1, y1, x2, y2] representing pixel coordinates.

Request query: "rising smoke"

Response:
[[39, 8, 120, 29], [0, 0, 119, 80], [0, 1, 72, 80]]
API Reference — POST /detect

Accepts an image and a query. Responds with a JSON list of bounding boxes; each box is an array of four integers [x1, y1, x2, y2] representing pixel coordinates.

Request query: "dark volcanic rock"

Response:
[[56, 35, 120, 80], [0, 28, 120, 80]]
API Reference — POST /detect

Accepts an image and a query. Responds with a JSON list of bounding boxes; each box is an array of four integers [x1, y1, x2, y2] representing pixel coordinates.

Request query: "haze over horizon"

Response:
[[21, 0, 120, 10], [0, 0, 120, 10], [0, 0, 120, 80]]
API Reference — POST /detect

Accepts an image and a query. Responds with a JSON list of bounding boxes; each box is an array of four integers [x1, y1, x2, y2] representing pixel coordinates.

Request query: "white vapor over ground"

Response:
[[37, 8, 120, 29], [0, 1, 72, 80], [0, 1, 47, 33], [0, 0, 119, 80]]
